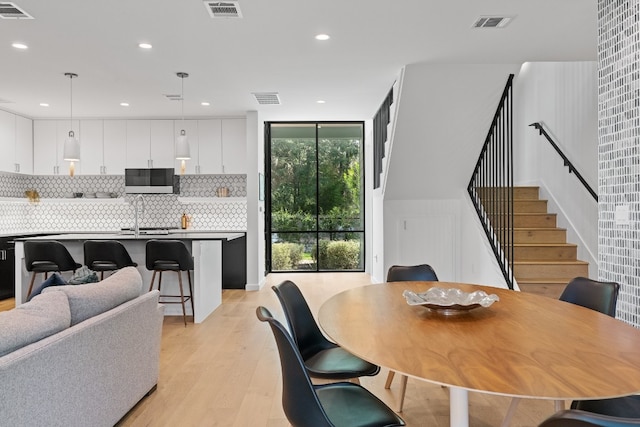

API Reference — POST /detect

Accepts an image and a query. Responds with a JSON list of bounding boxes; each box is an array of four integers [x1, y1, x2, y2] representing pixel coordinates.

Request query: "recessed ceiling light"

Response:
[[138, 43, 152, 49], [317, 100, 326, 104], [120, 102, 130, 107], [315, 34, 330, 41], [12, 42, 28, 49], [201, 102, 210, 106], [39, 103, 49, 107]]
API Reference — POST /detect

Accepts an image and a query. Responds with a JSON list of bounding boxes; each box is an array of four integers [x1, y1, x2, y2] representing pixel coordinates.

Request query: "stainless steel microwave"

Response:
[[124, 168, 176, 194]]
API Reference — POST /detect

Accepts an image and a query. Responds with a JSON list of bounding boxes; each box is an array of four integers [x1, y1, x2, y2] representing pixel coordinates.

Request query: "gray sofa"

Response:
[[0, 267, 164, 427]]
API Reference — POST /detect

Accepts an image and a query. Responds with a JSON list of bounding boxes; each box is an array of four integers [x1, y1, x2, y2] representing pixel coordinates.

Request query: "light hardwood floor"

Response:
[[2, 274, 557, 426]]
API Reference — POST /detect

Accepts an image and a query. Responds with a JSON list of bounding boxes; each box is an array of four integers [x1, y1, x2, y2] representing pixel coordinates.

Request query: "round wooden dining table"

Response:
[[318, 281, 640, 427]]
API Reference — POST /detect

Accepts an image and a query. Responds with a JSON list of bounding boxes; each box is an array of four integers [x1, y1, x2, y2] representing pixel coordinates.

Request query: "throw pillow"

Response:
[[42, 266, 142, 325], [0, 291, 71, 357], [27, 272, 68, 301]]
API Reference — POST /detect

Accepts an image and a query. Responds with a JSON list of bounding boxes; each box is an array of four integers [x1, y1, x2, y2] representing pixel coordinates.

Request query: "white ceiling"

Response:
[[0, 0, 597, 122]]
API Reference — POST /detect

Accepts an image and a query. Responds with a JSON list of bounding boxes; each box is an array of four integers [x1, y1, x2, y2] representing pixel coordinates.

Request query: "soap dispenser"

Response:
[[181, 212, 188, 229]]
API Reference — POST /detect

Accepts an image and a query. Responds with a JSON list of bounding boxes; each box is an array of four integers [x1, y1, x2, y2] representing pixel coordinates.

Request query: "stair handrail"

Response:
[[529, 122, 598, 202], [468, 74, 515, 290]]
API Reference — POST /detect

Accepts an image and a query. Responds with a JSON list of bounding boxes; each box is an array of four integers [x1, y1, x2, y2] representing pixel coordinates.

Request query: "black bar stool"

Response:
[[84, 240, 138, 279], [24, 240, 82, 299], [145, 240, 194, 326]]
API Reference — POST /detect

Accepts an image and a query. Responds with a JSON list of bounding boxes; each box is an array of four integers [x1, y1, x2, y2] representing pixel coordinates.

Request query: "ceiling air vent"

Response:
[[252, 92, 281, 105], [0, 97, 13, 103], [204, 1, 242, 18], [0, 2, 33, 19], [472, 16, 513, 29], [164, 94, 183, 101]]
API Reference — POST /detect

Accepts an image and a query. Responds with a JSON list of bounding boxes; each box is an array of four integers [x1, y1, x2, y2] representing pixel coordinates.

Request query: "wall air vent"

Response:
[[164, 94, 183, 101], [0, 2, 33, 19], [204, 1, 242, 18], [252, 92, 281, 105], [472, 16, 513, 28]]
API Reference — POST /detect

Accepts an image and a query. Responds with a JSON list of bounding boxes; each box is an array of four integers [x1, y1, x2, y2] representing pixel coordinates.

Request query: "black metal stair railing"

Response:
[[468, 74, 515, 290], [529, 122, 598, 201]]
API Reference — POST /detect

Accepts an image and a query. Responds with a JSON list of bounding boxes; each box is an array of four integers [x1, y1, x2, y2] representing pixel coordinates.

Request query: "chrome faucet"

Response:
[[132, 194, 146, 237]]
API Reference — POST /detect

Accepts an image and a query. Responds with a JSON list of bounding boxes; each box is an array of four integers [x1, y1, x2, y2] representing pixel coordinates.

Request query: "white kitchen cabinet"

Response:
[[126, 120, 150, 168], [126, 120, 175, 169], [57, 120, 80, 175], [150, 120, 175, 168], [15, 115, 33, 174], [34, 120, 78, 175], [221, 118, 246, 174], [0, 110, 16, 173], [173, 119, 224, 174], [174, 119, 199, 174], [103, 120, 126, 174], [80, 120, 103, 175], [59, 120, 127, 176], [198, 119, 223, 174]]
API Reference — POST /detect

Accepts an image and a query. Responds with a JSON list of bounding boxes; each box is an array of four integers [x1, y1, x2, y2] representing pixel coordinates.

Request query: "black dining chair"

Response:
[[256, 306, 405, 427], [84, 240, 138, 279], [385, 263, 439, 412], [271, 280, 380, 383], [559, 277, 620, 317], [24, 240, 82, 300], [505, 277, 621, 425], [538, 409, 640, 427]]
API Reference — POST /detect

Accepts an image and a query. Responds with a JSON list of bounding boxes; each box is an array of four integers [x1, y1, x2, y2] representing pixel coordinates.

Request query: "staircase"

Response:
[[483, 186, 588, 299]]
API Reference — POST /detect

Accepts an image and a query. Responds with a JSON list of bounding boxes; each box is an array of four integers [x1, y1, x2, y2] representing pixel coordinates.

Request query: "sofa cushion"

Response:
[[0, 291, 71, 357], [43, 266, 143, 325]]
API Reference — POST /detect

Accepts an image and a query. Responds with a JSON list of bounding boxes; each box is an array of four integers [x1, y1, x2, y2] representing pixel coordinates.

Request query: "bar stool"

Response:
[[84, 240, 138, 279], [145, 240, 194, 326], [24, 240, 82, 299]]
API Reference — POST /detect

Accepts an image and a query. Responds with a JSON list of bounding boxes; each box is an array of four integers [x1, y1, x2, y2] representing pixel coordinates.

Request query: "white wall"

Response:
[[245, 111, 263, 290], [514, 61, 598, 276], [380, 63, 519, 287]]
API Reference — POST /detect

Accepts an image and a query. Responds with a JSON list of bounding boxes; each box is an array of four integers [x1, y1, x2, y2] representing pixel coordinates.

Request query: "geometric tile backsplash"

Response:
[[0, 172, 247, 233], [597, 0, 640, 327]]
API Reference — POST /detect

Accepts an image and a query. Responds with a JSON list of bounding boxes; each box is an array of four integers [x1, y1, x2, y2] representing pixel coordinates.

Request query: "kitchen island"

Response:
[[14, 231, 245, 323]]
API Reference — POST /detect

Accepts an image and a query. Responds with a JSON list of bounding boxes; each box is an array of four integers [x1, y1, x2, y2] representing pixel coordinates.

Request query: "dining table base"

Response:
[[450, 387, 469, 427]]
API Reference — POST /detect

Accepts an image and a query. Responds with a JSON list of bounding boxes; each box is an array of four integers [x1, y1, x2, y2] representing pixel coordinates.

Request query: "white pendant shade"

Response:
[[176, 130, 190, 159], [63, 130, 80, 161]]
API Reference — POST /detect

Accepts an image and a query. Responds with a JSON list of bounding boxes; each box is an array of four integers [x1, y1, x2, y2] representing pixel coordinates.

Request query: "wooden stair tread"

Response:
[[513, 243, 577, 247], [512, 227, 567, 231], [513, 260, 588, 265]]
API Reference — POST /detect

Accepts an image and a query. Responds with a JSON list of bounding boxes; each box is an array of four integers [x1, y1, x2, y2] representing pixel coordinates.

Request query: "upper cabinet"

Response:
[[0, 110, 32, 174], [28, 117, 246, 176], [221, 119, 246, 174], [126, 120, 174, 169], [15, 115, 33, 174], [33, 120, 79, 175]]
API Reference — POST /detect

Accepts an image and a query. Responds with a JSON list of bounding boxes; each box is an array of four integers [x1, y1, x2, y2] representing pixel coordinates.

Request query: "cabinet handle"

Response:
[[148, 159, 153, 168], [195, 165, 201, 174], [0, 250, 5, 261], [15, 163, 19, 173]]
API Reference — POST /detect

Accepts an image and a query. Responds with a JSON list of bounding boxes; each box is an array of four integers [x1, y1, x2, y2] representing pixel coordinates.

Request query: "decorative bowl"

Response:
[[403, 287, 499, 315]]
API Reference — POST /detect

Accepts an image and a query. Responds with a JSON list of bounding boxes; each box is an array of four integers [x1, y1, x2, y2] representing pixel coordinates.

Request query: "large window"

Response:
[[266, 122, 365, 272]]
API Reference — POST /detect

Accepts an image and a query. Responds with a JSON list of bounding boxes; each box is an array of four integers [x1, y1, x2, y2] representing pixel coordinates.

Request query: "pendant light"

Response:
[[63, 72, 80, 176], [175, 72, 190, 175]]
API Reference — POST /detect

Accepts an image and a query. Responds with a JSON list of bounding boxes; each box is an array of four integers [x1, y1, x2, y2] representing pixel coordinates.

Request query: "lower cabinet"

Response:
[[222, 235, 247, 289]]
